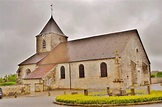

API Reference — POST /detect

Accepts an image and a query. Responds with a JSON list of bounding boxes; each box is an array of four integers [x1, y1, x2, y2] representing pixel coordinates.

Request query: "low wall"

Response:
[[0, 84, 30, 96], [151, 78, 162, 84], [35, 83, 43, 92]]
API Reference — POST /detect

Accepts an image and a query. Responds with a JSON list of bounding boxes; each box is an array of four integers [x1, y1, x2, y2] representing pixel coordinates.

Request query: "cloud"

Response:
[[0, 0, 162, 77]]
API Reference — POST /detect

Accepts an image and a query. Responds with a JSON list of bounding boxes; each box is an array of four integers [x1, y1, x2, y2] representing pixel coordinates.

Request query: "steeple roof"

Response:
[[39, 16, 64, 35]]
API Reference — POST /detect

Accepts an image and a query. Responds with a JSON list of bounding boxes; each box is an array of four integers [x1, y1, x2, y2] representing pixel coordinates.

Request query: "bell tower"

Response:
[[36, 5, 68, 53]]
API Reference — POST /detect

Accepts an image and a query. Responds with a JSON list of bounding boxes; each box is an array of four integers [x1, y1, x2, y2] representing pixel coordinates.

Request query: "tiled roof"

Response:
[[39, 29, 137, 64], [39, 16, 64, 35], [24, 64, 55, 79], [19, 52, 49, 66]]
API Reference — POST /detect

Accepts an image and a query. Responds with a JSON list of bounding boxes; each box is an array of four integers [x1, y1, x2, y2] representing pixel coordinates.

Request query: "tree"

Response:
[[0, 74, 17, 83], [0, 77, 4, 83]]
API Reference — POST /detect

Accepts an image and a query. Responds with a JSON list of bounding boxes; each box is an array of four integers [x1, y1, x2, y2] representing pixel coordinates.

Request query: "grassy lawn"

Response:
[[56, 91, 162, 105]]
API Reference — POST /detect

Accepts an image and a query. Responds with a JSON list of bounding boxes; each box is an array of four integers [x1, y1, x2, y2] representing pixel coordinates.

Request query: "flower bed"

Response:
[[55, 91, 162, 105]]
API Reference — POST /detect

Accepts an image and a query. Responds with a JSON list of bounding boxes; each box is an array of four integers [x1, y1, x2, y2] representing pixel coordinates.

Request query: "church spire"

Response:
[[39, 4, 65, 35]]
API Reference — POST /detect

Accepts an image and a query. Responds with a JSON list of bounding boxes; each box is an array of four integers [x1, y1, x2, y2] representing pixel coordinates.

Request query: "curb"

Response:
[[53, 100, 162, 107]]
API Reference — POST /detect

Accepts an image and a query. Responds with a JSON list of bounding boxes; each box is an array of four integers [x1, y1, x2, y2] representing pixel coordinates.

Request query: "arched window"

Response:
[[60, 66, 65, 79], [79, 64, 85, 78], [100, 62, 107, 77], [43, 40, 46, 49], [26, 69, 31, 75]]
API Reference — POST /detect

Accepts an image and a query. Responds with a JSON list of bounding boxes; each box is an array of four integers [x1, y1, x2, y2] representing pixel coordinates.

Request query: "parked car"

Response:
[[0, 88, 3, 99]]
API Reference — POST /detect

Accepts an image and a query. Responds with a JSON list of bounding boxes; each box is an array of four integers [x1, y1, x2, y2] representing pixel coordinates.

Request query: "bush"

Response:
[[151, 74, 156, 78], [56, 91, 162, 105], [0, 82, 16, 86], [156, 72, 162, 77]]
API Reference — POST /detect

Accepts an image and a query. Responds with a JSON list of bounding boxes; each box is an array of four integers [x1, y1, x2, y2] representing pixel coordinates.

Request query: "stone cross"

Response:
[[115, 51, 121, 80], [51, 4, 53, 17]]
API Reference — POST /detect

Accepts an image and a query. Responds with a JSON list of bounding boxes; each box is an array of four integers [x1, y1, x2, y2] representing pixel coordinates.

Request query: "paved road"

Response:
[[0, 96, 162, 107], [0, 96, 72, 107]]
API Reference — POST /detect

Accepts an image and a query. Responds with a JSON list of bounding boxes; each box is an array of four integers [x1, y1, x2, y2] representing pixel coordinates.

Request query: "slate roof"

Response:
[[39, 16, 64, 35], [24, 64, 55, 79], [19, 52, 49, 66], [39, 29, 139, 65]]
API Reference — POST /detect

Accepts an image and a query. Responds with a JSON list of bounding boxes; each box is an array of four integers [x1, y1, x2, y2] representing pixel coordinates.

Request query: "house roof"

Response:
[[24, 64, 55, 79], [19, 52, 49, 66], [39, 16, 64, 35], [39, 29, 138, 65]]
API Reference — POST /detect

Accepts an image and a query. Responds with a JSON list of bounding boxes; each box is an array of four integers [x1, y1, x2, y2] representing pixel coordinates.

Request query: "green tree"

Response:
[[0, 74, 17, 83], [8, 74, 17, 82], [0, 77, 4, 83]]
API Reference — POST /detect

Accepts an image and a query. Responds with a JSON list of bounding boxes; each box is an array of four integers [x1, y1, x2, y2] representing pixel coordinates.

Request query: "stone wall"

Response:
[[19, 64, 36, 79], [17, 64, 37, 84], [55, 63, 71, 89], [23, 79, 43, 92], [121, 31, 150, 88], [151, 78, 162, 84], [70, 59, 116, 89], [55, 59, 116, 89], [35, 83, 43, 92], [36, 33, 67, 53], [0, 84, 30, 96]]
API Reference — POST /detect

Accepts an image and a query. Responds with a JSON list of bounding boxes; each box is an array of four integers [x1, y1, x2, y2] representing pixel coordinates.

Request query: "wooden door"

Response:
[[131, 61, 137, 84]]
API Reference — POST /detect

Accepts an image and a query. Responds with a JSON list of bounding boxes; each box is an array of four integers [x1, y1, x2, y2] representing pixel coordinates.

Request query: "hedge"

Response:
[[56, 91, 162, 105], [157, 72, 162, 77], [0, 82, 16, 86], [151, 74, 156, 78]]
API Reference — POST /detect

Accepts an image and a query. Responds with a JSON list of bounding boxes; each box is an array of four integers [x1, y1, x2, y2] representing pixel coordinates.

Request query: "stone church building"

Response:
[[17, 15, 151, 92]]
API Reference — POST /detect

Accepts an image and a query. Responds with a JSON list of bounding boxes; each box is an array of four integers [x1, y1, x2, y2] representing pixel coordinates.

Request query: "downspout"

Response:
[[149, 64, 151, 84], [69, 63, 72, 89]]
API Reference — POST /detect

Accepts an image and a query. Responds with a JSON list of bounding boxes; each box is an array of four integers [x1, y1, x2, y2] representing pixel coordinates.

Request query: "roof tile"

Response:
[[19, 52, 49, 65], [24, 64, 55, 79]]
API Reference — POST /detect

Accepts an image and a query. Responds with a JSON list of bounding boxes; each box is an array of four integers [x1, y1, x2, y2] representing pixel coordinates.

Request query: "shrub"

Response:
[[0, 82, 16, 86], [151, 74, 156, 78], [56, 91, 162, 105], [156, 72, 162, 77]]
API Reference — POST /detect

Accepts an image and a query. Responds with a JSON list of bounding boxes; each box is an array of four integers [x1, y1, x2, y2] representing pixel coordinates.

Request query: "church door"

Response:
[[131, 61, 137, 84]]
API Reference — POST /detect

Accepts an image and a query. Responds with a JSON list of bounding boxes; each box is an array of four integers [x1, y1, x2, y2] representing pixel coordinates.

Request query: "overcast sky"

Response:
[[0, 0, 162, 77]]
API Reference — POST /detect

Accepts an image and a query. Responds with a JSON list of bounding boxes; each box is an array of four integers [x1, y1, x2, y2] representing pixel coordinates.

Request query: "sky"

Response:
[[0, 0, 162, 77]]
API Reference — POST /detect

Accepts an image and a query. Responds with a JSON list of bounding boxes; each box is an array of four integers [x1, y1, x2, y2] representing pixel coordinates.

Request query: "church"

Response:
[[17, 14, 151, 92]]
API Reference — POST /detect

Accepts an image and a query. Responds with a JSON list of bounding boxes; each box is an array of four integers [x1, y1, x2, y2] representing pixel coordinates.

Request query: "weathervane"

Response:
[[51, 4, 53, 17]]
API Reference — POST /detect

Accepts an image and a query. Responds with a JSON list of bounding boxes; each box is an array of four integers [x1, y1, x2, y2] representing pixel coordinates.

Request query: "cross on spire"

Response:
[[51, 4, 53, 17]]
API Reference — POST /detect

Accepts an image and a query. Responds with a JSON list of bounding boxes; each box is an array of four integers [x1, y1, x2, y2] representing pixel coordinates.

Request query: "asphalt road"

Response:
[[0, 96, 72, 107], [0, 96, 162, 107]]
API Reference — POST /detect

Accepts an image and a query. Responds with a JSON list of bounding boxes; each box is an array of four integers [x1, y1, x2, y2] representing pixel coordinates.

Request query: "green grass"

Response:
[[56, 91, 162, 105]]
